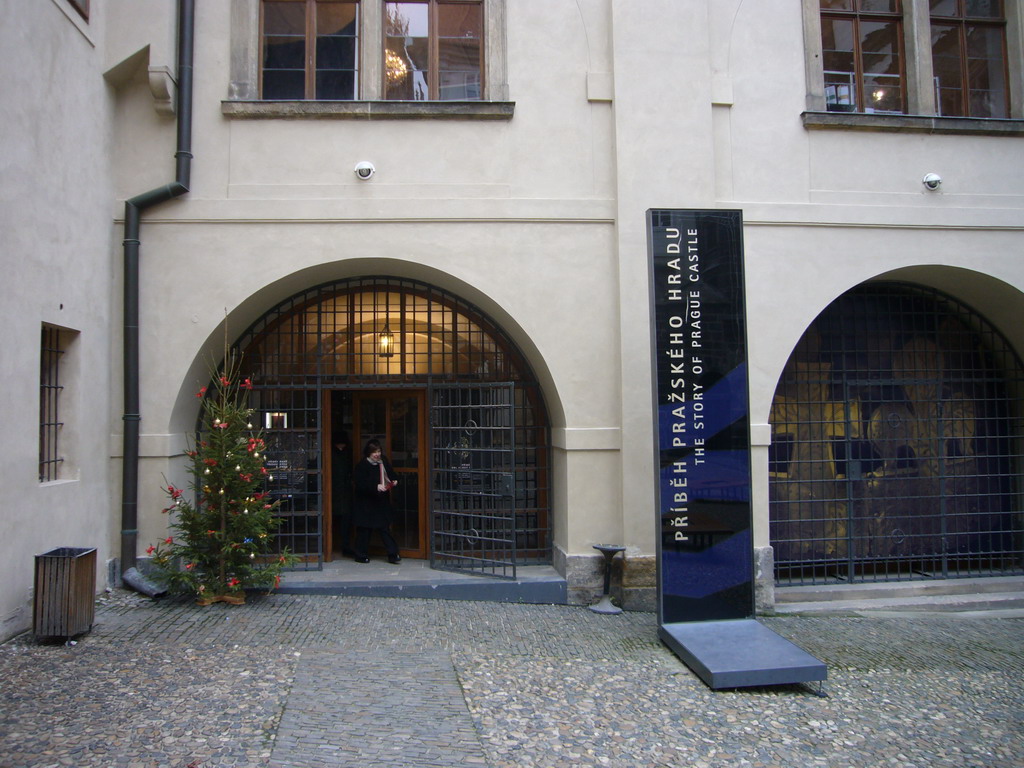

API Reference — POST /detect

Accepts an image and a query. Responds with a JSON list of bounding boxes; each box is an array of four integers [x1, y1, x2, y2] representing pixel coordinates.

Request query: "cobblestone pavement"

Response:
[[1, 591, 1021, 768]]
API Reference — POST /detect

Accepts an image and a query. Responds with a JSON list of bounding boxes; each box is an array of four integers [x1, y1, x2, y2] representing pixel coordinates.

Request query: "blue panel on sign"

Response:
[[662, 530, 751, 598], [656, 364, 749, 448]]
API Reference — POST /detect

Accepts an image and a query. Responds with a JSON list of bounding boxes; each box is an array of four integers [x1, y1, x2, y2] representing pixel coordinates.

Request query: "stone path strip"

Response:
[[268, 650, 487, 768]]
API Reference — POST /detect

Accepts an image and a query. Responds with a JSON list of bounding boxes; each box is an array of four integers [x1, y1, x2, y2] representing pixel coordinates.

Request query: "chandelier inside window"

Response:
[[385, 49, 408, 83]]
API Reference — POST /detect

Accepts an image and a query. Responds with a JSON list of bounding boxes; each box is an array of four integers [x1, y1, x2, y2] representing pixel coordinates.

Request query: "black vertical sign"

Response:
[[647, 209, 753, 624]]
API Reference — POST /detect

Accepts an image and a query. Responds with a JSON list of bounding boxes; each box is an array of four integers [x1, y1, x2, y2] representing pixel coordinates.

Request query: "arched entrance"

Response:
[[233, 276, 551, 577], [769, 282, 1024, 586]]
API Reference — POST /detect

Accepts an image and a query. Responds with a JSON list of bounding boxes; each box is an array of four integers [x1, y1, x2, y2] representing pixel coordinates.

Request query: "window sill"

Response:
[[222, 100, 515, 121], [802, 111, 1024, 136]]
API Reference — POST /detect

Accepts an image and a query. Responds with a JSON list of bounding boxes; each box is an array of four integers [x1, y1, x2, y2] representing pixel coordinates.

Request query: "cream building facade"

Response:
[[3, 0, 1022, 640]]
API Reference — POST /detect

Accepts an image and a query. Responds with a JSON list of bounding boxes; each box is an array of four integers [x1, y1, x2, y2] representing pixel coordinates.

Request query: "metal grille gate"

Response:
[[232, 277, 553, 572], [250, 387, 323, 570], [430, 383, 517, 578], [770, 283, 1024, 586]]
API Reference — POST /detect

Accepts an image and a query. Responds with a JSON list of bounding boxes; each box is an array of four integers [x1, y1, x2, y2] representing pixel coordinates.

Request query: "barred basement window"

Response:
[[39, 325, 67, 482]]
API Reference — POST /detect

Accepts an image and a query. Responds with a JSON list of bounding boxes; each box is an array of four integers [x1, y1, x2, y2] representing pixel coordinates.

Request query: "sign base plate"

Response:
[[660, 619, 827, 690]]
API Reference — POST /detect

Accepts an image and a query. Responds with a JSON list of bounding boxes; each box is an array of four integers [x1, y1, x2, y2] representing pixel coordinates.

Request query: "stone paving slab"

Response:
[[268, 650, 487, 768], [0, 591, 1021, 768]]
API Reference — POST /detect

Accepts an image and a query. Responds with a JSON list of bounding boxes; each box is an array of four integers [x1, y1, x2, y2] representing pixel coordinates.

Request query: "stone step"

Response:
[[276, 560, 568, 604], [772, 589, 1024, 617], [775, 575, 1024, 603], [772, 575, 1024, 616]]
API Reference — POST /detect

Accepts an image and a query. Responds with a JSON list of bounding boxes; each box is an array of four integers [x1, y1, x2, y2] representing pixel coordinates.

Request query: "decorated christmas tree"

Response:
[[148, 360, 294, 605]]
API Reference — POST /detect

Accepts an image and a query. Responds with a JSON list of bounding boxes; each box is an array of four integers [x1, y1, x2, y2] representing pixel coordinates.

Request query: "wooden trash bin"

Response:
[[33, 547, 96, 640]]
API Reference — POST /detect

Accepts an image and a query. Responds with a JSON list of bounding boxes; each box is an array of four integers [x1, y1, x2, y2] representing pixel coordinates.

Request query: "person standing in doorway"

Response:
[[352, 439, 401, 564]]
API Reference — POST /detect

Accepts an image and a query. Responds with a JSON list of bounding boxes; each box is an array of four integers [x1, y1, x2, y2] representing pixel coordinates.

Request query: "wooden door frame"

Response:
[[322, 388, 429, 561], [322, 389, 334, 561]]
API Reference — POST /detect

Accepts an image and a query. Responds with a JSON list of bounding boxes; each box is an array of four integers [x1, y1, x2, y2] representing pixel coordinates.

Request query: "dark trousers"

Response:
[[333, 513, 353, 554], [354, 526, 399, 558]]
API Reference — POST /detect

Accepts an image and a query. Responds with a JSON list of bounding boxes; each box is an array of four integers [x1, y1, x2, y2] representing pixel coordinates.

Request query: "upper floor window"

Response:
[[808, 0, 1022, 124], [262, 0, 359, 100], [930, 0, 1009, 118], [820, 0, 906, 114], [385, 1, 483, 101], [259, 0, 484, 101]]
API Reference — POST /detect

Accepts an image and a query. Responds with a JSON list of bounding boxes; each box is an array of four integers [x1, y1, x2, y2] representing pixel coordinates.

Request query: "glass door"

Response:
[[352, 391, 428, 558]]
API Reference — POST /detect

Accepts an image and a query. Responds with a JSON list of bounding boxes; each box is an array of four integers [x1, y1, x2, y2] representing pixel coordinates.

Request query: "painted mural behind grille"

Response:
[[770, 283, 1024, 585]]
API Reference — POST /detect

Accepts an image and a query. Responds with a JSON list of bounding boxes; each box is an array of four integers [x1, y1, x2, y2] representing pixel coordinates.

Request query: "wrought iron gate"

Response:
[[430, 383, 517, 578], [234, 277, 554, 572], [249, 387, 323, 570]]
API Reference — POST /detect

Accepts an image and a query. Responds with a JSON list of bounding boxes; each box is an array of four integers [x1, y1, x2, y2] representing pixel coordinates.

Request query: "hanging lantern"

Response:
[[379, 321, 395, 358]]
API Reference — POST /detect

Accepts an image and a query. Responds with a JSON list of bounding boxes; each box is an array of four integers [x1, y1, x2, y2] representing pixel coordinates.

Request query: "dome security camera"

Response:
[[922, 173, 941, 191], [354, 161, 375, 180]]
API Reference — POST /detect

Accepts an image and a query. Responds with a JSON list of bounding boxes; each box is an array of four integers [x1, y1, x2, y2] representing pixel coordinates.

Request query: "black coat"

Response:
[[352, 457, 396, 528]]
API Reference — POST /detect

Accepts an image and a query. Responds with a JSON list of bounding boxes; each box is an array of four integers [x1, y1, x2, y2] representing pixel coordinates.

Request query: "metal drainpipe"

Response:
[[121, 0, 195, 574]]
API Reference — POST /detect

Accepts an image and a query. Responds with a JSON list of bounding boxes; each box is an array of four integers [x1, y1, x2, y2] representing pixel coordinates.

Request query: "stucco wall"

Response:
[[112, 0, 1024, 604], [608, 1, 1023, 605], [0, 1, 118, 640], [117, 1, 625, 564], [3, 0, 1014, 624]]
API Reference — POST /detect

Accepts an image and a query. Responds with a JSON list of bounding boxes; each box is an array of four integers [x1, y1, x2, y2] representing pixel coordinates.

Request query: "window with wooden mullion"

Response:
[[437, 1, 484, 100], [261, 0, 359, 100], [820, 1, 906, 114], [384, 0, 483, 101], [930, 0, 1009, 118]]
